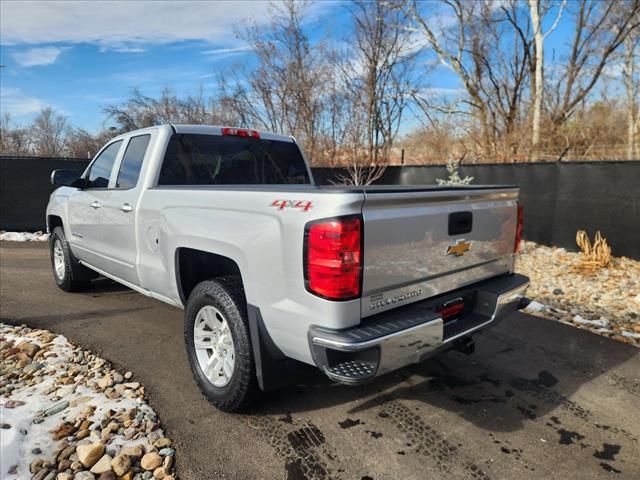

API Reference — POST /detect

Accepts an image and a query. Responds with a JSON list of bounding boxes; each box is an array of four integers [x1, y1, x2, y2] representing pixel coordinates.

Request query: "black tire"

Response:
[[49, 226, 94, 292], [184, 277, 258, 412]]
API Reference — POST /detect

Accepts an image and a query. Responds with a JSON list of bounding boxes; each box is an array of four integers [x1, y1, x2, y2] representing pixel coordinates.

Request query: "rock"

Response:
[[17, 340, 40, 357], [4, 400, 25, 408], [152, 466, 169, 480], [43, 472, 57, 480], [90, 454, 113, 475], [32, 447, 42, 454], [58, 445, 76, 461], [76, 429, 90, 440], [45, 400, 70, 417], [112, 372, 124, 384], [158, 448, 174, 457], [152, 438, 171, 449], [124, 371, 133, 380], [552, 288, 563, 295], [98, 374, 114, 390], [33, 469, 51, 480], [140, 453, 162, 471], [73, 472, 96, 480], [70, 461, 83, 471], [57, 473, 74, 480], [52, 422, 77, 440], [77, 443, 105, 468], [162, 455, 173, 470], [118, 472, 134, 480], [119, 444, 144, 459], [58, 459, 73, 471], [110, 453, 131, 476], [30, 459, 45, 474], [98, 471, 116, 480]]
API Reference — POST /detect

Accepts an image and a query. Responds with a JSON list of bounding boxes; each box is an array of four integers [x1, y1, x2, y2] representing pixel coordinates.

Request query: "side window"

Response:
[[86, 140, 123, 188], [116, 135, 151, 189]]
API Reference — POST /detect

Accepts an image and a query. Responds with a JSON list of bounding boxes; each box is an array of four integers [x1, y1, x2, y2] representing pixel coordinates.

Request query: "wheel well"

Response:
[[48, 215, 63, 233], [176, 248, 243, 304]]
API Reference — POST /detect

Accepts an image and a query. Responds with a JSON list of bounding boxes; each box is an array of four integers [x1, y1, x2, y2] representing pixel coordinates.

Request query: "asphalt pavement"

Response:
[[1, 242, 639, 480]]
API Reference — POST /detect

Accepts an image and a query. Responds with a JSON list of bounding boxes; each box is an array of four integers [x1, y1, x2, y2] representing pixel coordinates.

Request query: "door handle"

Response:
[[120, 203, 133, 213], [90, 201, 101, 209]]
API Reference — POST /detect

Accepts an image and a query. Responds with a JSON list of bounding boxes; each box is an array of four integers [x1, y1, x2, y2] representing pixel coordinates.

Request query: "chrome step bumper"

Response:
[[309, 273, 530, 384]]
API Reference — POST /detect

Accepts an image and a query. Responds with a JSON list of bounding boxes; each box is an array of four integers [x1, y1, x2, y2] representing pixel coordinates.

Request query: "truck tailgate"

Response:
[[361, 187, 519, 317]]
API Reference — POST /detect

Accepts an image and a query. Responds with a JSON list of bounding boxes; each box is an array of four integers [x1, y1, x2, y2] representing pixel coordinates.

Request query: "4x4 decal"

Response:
[[270, 200, 314, 212]]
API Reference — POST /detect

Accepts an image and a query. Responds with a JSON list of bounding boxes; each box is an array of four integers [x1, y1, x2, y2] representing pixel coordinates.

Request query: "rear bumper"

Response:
[[308, 273, 529, 384]]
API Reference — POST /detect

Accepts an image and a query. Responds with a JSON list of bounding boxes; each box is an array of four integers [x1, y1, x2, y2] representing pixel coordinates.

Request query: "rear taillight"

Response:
[[514, 202, 523, 253], [304, 216, 362, 301], [221, 127, 260, 139]]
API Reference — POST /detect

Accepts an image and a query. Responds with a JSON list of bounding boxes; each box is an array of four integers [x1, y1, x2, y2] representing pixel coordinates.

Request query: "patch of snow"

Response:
[[0, 231, 49, 242], [621, 331, 640, 339], [0, 325, 165, 479], [524, 300, 546, 313], [572, 315, 608, 328]]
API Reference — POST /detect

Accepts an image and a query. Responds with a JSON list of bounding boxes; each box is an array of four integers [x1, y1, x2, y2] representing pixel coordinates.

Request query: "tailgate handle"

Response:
[[449, 211, 472, 235]]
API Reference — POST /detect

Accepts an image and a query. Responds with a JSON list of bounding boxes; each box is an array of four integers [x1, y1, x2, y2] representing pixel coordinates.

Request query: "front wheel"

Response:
[[184, 277, 258, 412], [49, 226, 93, 292]]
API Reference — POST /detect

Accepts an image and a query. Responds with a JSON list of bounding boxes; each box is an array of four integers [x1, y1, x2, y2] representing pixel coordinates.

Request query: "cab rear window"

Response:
[[158, 133, 310, 185]]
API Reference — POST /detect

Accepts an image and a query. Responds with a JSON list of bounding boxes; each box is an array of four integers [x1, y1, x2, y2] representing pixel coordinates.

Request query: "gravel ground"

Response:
[[0, 324, 176, 480], [516, 241, 640, 347]]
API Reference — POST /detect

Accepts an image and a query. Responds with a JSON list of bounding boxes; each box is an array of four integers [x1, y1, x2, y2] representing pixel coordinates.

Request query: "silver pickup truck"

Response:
[[47, 125, 529, 411]]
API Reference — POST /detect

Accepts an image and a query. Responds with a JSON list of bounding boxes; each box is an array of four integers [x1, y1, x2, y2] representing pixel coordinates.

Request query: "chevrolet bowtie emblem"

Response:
[[446, 239, 472, 256]]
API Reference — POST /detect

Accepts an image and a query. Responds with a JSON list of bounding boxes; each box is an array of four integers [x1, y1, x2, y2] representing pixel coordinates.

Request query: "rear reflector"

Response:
[[221, 127, 260, 139], [304, 216, 362, 301], [438, 298, 464, 320], [514, 202, 524, 253]]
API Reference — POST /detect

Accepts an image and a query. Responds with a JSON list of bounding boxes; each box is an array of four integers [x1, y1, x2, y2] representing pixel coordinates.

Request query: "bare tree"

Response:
[[528, 0, 566, 157], [0, 113, 33, 155], [547, 0, 640, 128], [405, 0, 533, 161], [104, 86, 231, 132], [621, 22, 640, 159], [31, 107, 69, 156], [219, 0, 327, 162], [66, 128, 117, 158], [336, 0, 414, 184]]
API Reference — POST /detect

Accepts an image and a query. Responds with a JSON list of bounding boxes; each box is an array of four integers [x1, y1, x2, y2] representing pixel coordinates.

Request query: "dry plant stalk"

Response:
[[574, 230, 612, 272]]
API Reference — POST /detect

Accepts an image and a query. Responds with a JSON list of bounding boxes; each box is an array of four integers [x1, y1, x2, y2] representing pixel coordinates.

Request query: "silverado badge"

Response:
[[446, 239, 472, 256]]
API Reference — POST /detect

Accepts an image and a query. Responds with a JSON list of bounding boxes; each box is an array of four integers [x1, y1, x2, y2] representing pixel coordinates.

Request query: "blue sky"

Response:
[[0, 0, 625, 134]]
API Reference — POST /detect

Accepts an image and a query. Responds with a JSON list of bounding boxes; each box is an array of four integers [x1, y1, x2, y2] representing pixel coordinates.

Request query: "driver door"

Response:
[[67, 139, 124, 270]]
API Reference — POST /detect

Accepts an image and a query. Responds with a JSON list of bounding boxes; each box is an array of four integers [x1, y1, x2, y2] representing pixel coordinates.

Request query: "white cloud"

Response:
[[1, 1, 275, 47], [12, 46, 63, 67], [0, 87, 45, 115], [201, 46, 252, 57]]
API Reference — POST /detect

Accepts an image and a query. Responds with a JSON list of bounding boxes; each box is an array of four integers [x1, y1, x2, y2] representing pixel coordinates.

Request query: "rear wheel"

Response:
[[49, 226, 93, 292], [184, 277, 258, 412]]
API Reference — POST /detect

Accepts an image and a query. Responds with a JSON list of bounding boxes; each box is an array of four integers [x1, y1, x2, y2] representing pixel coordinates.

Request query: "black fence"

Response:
[[0, 156, 89, 232], [2, 156, 639, 258]]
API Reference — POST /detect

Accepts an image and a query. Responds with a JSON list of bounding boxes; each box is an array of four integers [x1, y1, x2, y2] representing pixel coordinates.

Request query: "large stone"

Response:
[[73, 472, 96, 480], [152, 438, 171, 449], [118, 444, 144, 460], [17, 341, 40, 358], [110, 453, 131, 476], [89, 454, 113, 475], [77, 443, 105, 468], [140, 453, 162, 471]]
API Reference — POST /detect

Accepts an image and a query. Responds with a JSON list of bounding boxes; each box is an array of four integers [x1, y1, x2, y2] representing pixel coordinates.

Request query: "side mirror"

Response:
[[51, 169, 87, 189]]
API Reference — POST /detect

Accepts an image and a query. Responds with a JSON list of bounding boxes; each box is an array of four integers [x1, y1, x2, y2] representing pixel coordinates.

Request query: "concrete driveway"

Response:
[[1, 242, 638, 480]]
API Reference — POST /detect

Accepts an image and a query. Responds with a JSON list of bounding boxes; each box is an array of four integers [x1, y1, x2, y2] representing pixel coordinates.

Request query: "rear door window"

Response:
[[116, 134, 151, 189], [158, 134, 310, 185], [86, 140, 123, 188]]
